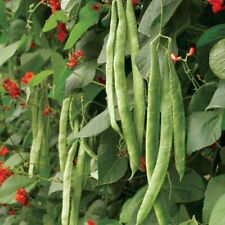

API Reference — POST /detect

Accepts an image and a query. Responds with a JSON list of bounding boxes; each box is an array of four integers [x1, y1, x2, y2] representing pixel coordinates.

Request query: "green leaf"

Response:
[[188, 82, 217, 114], [65, 61, 96, 94], [164, 169, 206, 203], [187, 111, 223, 154], [203, 175, 225, 223], [209, 39, 225, 79], [179, 216, 198, 225], [48, 172, 63, 195], [207, 80, 225, 109], [64, 1, 101, 49], [98, 219, 121, 225], [9, 19, 26, 43], [98, 129, 127, 185], [0, 41, 19, 66], [20, 49, 51, 73], [4, 153, 29, 167], [0, 0, 8, 30], [29, 69, 53, 88], [76, 110, 110, 138], [0, 175, 38, 204], [209, 192, 225, 225], [197, 24, 225, 49], [49, 52, 71, 102], [42, 10, 69, 32], [138, 0, 182, 36], [61, 0, 79, 17], [42, 214, 55, 225]]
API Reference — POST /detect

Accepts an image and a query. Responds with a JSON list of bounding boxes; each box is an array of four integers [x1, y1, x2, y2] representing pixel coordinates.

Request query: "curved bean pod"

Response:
[[136, 48, 173, 225], [168, 38, 186, 180], [144, 40, 168, 225], [114, 0, 140, 178], [126, 0, 145, 150], [58, 97, 71, 171], [106, 0, 122, 137]]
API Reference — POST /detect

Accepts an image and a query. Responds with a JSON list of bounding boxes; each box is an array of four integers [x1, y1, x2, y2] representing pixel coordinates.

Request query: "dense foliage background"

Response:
[[1, 0, 225, 224]]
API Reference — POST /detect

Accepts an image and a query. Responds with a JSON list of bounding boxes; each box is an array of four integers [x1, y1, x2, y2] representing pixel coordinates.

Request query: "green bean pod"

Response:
[[168, 38, 186, 180], [106, 0, 122, 137], [58, 97, 71, 171], [69, 138, 86, 225], [61, 140, 78, 225], [83, 140, 97, 160], [144, 40, 168, 225], [126, 0, 145, 150], [29, 95, 45, 176], [136, 50, 173, 225], [114, 0, 140, 178]]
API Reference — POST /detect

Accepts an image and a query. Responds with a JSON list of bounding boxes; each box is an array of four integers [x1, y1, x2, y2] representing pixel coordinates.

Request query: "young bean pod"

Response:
[[168, 38, 186, 180], [136, 48, 173, 225], [114, 0, 140, 178], [58, 97, 71, 172], [126, 0, 145, 151], [106, 0, 122, 137], [144, 40, 168, 225], [29, 94, 45, 176]]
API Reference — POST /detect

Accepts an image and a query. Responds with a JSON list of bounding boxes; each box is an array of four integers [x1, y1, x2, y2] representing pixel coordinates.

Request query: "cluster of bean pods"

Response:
[[106, 1, 186, 224]]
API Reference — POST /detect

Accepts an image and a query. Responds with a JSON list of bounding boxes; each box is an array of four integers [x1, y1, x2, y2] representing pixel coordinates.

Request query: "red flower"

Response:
[[188, 47, 195, 57], [43, 105, 52, 116], [87, 219, 96, 225], [132, 0, 139, 5], [139, 156, 146, 172], [170, 53, 181, 62], [15, 188, 29, 206], [57, 23, 68, 42], [49, 0, 61, 13], [21, 72, 34, 85], [2, 79, 20, 99], [30, 41, 36, 49], [92, 3, 101, 11], [7, 209, 16, 215], [0, 164, 13, 186], [66, 50, 85, 68], [97, 76, 106, 85], [0, 146, 9, 156], [208, 0, 225, 14]]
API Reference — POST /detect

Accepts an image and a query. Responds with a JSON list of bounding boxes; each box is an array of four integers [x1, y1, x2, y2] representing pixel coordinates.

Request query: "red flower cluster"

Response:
[[188, 47, 195, 57], [57, 23, 68, 43], [0, 162, 13, 186], [43, 105, 52, 116], [15, 188, 29, 206], [92, 3, 101, 11], [66, 50, 85, 68], [87, 219, 96, 225], [132, 0, 139, 5], [2, 79, 20, 99], [21, 72, 34, 85], [170, 53, 181, 62], [0, 146, 9, 156], [208, 0, 225, 14], [139, 156, 146, 172], [7, 209, 16, 215], [49, 0, 61, 13], [97, 76, 106, 85]]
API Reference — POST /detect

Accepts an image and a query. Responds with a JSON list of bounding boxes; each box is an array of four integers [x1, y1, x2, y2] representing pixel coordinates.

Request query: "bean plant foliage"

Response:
[[0, 0, 225, 224]]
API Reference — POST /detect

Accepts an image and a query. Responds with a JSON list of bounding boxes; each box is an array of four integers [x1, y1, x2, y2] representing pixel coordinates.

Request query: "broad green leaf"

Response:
[[138, 0, 182, 37], [209, 39, 225, 79], [42, 214, 55, 225], [0, 175, 38, 204], [20, 49, 51, 73], [164, 169, 206, 203], [42, 10, 69, 32], [48, 172, 63, 195], [64, 1, 102, 49], [209, 192, 225, 225], [0, 0, 8, 30], [188, 82, 217, 114], [4, 153, 29, 167], [49, 52, 71, 102], [65, 61, 96, 94], [98, 129, 127, 185], [98, 219, 121, 225], [9, 19, 26, 43], [197, 24, 225, 49], [76, 110, 110, 138], [2, 216, 21, 225], [203, 175, 225, 223], [187, 111, 223, 154], [0, 41, 19, 66], [29, 69, 53, 88], [179, 216, 198, 225], [207, 80, 225, 109]]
